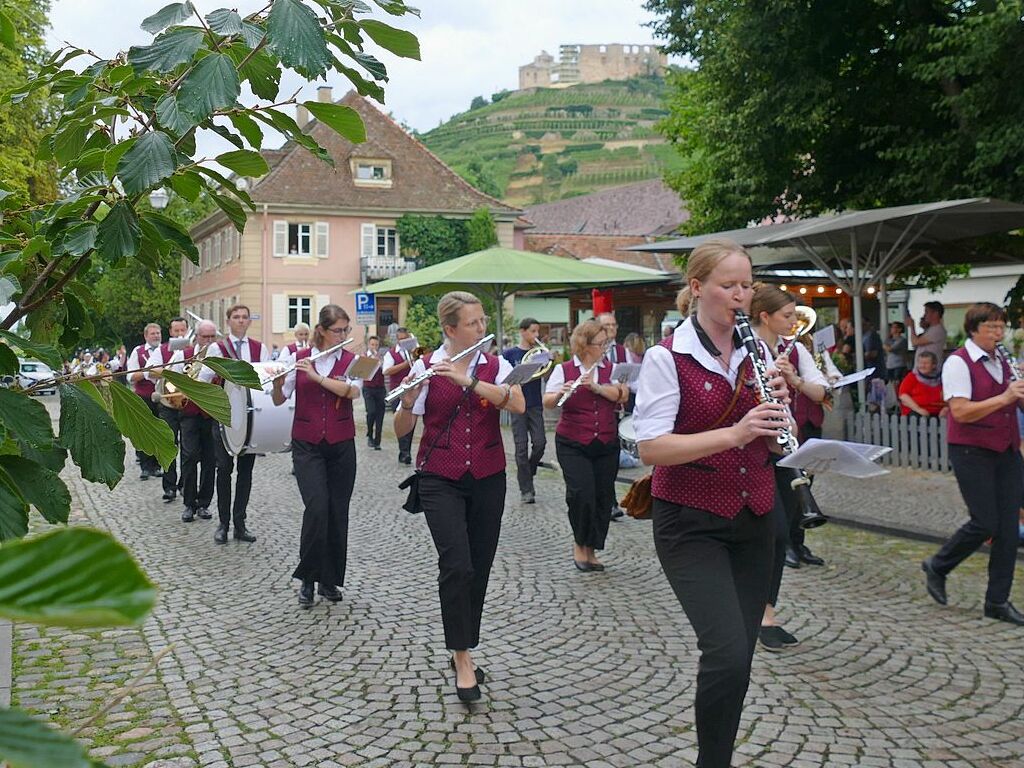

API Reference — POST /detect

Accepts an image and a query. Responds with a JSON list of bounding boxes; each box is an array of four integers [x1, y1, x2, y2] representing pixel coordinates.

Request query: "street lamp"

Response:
[[148, 187, 170, 210]]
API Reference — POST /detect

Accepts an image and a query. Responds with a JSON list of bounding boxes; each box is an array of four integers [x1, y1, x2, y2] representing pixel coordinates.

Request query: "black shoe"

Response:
[[774, 625, 800, 646], [298, 581, 314, 609], [214, 525, 228, 545], [522, 491, 536, 504], [196, 507, 212, 520], [399, 452, 412, 465], [588, 561, 606, 572], [758, 626, 788, 652], [140, 470, 150, 481], [367, 436, 375, 448], [784, 546, 801, 569], [921, 558, 947, 606], [450, 657, 485, 684], [373, 443, 381, 451], [798, 545, 824, 566], [318, 585, 343, 602], [573, 560, 593, 572], [983, 601, 1024, 626], [233, 527, 256, 543], [162, 490, 176, 503], [151, 468, 163, 478], [181, 506, 195, 523], [610, 506, 625, 520]]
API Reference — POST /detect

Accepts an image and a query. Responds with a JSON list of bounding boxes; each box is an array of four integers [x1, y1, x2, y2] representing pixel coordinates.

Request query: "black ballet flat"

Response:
[[456, 682, 481, 703], [574, 560, 593, 572], [588, 562, 606, 572], [450, 656, 485, 684]]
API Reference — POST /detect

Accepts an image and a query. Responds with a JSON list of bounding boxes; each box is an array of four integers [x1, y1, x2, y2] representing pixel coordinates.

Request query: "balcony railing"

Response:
[[363, 255, 417, 282]]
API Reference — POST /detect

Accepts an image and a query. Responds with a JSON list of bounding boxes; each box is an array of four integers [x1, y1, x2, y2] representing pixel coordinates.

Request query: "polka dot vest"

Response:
[[555, 360, 618, 445]]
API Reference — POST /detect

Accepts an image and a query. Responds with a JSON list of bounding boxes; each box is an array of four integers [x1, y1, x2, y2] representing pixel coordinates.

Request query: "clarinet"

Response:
[[733, 310, 827, 529], [994, 342, 1022, 382]]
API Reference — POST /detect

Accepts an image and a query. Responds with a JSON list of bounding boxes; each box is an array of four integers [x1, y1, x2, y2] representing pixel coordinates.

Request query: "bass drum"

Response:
[[220, 361, 294, 456], [618, 414, 639, 458]]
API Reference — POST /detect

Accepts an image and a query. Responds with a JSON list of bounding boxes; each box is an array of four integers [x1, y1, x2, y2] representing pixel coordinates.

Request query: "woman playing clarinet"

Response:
[[393, 291, 525, 702], [271, 304, 361, 609], [633, 239, 790, 768], [543, 318, 628, 571]]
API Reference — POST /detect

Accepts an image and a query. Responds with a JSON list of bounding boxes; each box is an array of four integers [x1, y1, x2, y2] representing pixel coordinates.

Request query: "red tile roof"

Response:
[[523, 180, 689, 236]]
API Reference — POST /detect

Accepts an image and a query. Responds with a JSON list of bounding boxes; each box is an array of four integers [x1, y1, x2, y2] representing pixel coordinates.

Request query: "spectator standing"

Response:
[[884, 321, 909, 382], [907, 301, 948, 367]]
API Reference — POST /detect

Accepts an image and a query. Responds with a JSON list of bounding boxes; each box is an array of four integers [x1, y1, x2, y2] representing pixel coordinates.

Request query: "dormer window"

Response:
[[351, 158, 393, 188]]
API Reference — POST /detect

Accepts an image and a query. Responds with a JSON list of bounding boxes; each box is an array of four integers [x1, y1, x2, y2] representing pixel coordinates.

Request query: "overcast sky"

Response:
[[47, 0, 669, 134]]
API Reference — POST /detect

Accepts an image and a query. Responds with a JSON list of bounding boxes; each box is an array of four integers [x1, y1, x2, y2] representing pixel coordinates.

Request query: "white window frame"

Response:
[[351, 158, 393, 188], [376, 226, 398, 258], [288, 295, 313, 328]]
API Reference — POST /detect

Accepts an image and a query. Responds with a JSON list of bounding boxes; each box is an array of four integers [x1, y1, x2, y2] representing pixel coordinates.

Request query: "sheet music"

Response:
[[344, 356, 382, 380], [813, 325, 836, 351], [500, 362, 545, 386], [398, 337, 418, 352], [611, 363, 641, 384], [776, 438, 891, 478], [830, 367, 876, 389]]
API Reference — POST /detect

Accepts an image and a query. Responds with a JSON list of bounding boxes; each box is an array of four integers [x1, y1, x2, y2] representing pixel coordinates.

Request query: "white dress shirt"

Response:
[[407, 344, 514, 416], [544, 355, 607, 393], [198, 335, 270, 383], [128, 344, 159, 381], [280, 346, 364, 399], [633, 318, 773, 443], [942, 339, 1004, 401], [773, 340, 828, 388]]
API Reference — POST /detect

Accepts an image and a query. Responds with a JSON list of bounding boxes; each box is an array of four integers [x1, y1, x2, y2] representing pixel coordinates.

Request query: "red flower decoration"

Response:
[[478, 397, 491, 409]]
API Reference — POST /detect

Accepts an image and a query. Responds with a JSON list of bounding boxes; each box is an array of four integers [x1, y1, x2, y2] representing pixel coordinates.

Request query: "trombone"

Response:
[[385, 334, 494, 404]]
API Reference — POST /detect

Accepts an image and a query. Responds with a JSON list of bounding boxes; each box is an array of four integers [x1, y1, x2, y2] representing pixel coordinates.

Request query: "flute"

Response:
[[385, 334, 494, 404], [556, 362, 598, 407], [263, 338, 353, 385]]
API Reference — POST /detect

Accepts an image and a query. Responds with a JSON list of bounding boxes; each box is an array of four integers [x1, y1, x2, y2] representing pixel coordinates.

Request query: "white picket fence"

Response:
[[843, 411, 951, 472]]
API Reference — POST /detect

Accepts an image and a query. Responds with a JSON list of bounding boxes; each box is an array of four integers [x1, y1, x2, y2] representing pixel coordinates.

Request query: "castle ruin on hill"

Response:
[[518, 44, 667, 90]]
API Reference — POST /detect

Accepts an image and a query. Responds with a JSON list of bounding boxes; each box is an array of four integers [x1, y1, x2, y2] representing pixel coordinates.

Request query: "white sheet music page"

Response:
[[611, 363, 641, 384], [776, 438, 891, 478]]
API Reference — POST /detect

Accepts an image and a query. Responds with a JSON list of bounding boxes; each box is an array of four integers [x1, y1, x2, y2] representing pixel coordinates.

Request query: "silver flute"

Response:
[[556, 362, 599, 407], [385, 334, 494, 404], [264, 338, 353, 385], [994, 342, 1022, 382]]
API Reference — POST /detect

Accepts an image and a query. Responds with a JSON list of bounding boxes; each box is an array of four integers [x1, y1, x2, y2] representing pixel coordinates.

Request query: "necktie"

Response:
[[234, 339, 244, 359]]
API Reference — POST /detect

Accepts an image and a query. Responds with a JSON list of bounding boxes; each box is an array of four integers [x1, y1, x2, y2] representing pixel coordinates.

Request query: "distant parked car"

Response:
[[17, 359, 56, 395]]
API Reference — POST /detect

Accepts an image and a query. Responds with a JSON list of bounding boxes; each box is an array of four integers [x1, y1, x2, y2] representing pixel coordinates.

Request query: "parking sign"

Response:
[[355, 292, 376, 326]]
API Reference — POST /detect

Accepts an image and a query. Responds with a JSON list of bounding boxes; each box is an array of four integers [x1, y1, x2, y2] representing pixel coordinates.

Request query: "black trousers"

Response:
[[211, 421, 256, 529], [555, 434, 618, 549], [291, 438, 356, 587], [388, 397, 414, 457], [653, 499, 775, 768], [767, 471, 794, 606], [510, 407, 547, 495], [421, 471, 506, 650], [932, 444, 1024, 604], [136, 396, 161, 473], [158, 404, 181, 494], [180, 414, 215, 510], [363, 386, 386, 446]]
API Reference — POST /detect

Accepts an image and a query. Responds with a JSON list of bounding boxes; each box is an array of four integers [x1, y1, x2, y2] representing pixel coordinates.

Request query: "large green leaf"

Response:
[[360, 19, 420, 60], [156, 93, 196, 136], [0, 478, 28, 542], [240, 20, 265, 49], [128, 27, 204, 73], [168, 168, 204, 202], [116, 131, 177, 196], [0, 11, 15, 50], [0, 388, 54, 448], [0, 706, 91, 768], [139, 211, 199, 262], [161, 371, 231, 424], [177, 53, 240, 122], [95, 202, 141, 261], [0, 345, 17, 376], [206, 8, 242, 35], [0, 527, 156, 626], [58, 222, 98, 257], [353, 51, 388, 81], [108, 382, 177, 470], [215, 149, 270, 177], [0, 456, 71, 525], [267, 0, 333, 78], [103, 137, 137, 180], [201, 356, 262, 389], [209, 190, 247, 232], [227, 112, 263, 148], [238, 48, 281, 101], [57, 383, 124, 489], [0, 330, 63, 370], [304, 101, 366, 143], [141, 1, 195, 35]]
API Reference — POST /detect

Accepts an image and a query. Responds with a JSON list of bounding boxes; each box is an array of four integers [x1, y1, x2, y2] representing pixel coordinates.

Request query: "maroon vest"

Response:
[[132, 345, 156, 400], [417, 352, 505, 480], [168, 344, 209, 418], [218, 338, 263, 361], [608, 342, 628, 364], [555, 360, 617, 444], [291, 348, 356, 444], [650, 338, 775, 519], [946, 347, 1019, 452], [784, 345, 824, 432], [385, 347, 409, 391]]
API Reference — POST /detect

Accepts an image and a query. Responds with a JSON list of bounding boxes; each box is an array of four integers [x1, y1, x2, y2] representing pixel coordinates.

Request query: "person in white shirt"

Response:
[[200, 304, 271, 545], [147, 316, 189, 504], [276, 322, 311, 365], [128, 322, 164, 480]]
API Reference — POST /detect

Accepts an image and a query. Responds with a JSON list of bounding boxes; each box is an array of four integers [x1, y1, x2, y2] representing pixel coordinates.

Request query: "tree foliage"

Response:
[[466, 206, 498, 252], [647, 0, 1024, 233], [396, 214, 469, 267]]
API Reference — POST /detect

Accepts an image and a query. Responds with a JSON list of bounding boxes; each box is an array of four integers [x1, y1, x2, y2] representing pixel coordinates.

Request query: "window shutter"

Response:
[[315, 294, 330, 317], [213, 232, 222, 266], [361, 223, 375, 260], [272, 294, 288, 333], [224, 228, 234, 262], [315, 221, 329, 259], [273, 221, 287, 257]]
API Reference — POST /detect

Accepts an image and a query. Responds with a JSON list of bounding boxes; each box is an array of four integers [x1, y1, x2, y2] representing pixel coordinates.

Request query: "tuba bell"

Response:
[[521, 340, 554, 381]]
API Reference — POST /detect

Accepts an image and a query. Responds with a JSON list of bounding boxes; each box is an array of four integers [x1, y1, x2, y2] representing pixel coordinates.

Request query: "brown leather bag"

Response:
[[621, 362, 749, 520]]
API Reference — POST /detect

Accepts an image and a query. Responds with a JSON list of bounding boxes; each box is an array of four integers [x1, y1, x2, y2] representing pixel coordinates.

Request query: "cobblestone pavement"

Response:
[[13, 398, 1024, 767]]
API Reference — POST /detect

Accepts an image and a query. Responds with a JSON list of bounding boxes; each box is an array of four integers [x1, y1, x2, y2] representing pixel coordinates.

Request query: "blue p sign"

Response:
[[355, 292, 376, 325]]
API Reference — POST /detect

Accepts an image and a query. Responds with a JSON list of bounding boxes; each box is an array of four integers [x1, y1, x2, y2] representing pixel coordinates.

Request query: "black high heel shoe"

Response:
[[450, 656, 485, 684]]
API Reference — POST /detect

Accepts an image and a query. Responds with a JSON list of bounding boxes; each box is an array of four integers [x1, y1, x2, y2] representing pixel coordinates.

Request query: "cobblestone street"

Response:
[[12, 399, 1024, 767]]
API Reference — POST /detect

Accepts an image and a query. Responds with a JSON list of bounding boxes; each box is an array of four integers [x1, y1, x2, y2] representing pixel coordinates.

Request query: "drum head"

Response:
[[220, 381, 251, 455], [618, 414, 636, 442]]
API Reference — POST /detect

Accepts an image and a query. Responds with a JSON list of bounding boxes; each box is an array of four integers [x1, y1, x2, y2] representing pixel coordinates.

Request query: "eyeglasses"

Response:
[[464, 316, 490, 329], [980, 322, 1007, 331], [326, 326, 351, 335]]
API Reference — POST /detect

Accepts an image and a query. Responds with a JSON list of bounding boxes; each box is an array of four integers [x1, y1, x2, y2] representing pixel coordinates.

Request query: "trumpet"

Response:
[[556, 362, 599, 407], [263, 338, 353, 386], [385, 334, 494, 405]]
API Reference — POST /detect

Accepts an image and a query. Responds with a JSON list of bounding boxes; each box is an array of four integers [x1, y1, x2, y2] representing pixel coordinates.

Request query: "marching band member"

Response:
[[147, 316, 189, 504], [543, 319, 627, 571], [597, 311, 639, 519], [393, 292, 524, 702], [271, 305, 361, 608], [127, 323, 164, 481], [923, 302, 1024, 625], [634, 239, 788, 768], [502, 318, 548, 504], [362, 335, 386, 450], [199, 304, 270, 545], [277, 322, 311, 365], [749, 284, 829, 651], [383, 326, 416, 465]]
